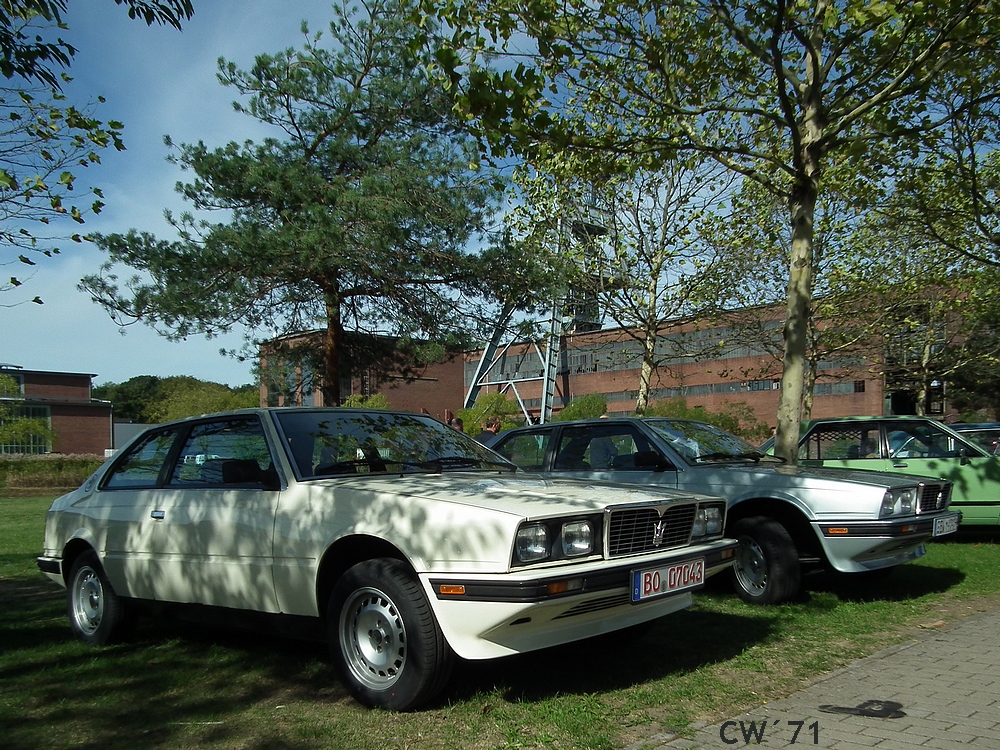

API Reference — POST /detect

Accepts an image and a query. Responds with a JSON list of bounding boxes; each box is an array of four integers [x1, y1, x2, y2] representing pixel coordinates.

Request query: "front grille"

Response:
[[608, 503, 697, 557], [919, 483, 951, 513]]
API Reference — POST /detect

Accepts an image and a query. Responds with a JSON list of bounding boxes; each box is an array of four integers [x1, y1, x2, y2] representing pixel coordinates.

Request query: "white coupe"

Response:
[[38, 408, 737, 710]]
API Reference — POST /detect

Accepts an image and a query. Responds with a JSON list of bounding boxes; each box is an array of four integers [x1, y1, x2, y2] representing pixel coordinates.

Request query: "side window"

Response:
[[493, 431, 550, 471], [554, 424, 651, 471], [168, 418, 276, 487], [801, 425, 880, 460], [887, 422, 962, 459], [103, 429, 181, 489]]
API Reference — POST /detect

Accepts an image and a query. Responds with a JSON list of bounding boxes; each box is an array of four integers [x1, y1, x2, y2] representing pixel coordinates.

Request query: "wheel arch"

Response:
[[727, 497, 824, 564], [315, 534, 411, 619], [61, 537, 98, 585]]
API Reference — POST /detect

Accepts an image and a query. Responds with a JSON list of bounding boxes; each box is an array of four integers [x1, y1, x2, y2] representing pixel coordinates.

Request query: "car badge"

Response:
[[652, 519, 668, 547]]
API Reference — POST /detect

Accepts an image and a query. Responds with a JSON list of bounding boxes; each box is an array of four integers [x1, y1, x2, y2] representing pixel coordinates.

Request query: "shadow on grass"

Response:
[[0, 552, 973, 746], [801, 561, 966, 604], [443, 606, 774, 706]]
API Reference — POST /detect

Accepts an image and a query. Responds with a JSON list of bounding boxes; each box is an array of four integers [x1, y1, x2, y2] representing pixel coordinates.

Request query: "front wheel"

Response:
[[729, 517, 801, 605], [328, 558, 454, 711], [67, 550, 134, 646]]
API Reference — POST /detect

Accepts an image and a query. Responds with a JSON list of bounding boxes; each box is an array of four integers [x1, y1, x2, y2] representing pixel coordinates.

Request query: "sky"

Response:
[[1, 1, 337, 387]]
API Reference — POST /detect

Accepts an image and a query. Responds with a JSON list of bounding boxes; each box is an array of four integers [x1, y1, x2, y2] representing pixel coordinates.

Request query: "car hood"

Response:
[[685, 462, 932, 490], [308, 471, 715, 518]]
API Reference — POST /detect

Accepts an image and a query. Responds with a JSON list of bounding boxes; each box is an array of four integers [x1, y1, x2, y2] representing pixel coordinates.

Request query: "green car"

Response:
[[763, 416, 1000, 526]]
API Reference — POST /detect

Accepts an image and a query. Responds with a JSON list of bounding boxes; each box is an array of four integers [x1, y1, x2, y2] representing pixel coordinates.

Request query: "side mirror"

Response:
[[633, 450, 672, 471]]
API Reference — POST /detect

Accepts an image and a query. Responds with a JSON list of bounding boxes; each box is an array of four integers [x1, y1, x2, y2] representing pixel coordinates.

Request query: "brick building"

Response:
[[258, 333, 465, 422], [258, 307, 903, 430], [0, 365, 113, 454], [463, 311, 890, 427]]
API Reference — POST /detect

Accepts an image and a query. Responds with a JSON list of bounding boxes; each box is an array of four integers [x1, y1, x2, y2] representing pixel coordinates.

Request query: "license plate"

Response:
[[933, 514, 959, 537], [632, 558, 704, 602]]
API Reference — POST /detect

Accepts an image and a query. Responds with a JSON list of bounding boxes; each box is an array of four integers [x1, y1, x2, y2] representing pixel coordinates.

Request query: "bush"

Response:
[[0, 454, 106, 489], [552, 394, 608, 421]]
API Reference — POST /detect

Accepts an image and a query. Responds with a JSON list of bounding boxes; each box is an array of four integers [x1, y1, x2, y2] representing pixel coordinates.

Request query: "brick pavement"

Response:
[[637, 607, 1000, 750]]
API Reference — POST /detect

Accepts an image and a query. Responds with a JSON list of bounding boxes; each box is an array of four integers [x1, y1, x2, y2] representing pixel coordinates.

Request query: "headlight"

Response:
[[516, 524, 550, 562], [880, 487, 917, 518], [561, 520, 594, 557], [692, 506, 724, 539]]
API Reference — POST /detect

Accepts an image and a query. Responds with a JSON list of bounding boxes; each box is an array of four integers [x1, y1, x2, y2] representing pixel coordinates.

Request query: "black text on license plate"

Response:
[[933, 514, 959, 537], [632, 558, 704, 602]]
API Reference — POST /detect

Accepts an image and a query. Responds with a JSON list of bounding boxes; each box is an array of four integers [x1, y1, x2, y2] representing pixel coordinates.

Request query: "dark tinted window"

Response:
[[103, 428, 181, 489], [168, 417, 275, 487]]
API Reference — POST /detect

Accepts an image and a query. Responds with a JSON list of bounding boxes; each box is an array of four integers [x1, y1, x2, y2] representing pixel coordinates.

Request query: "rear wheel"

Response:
[[67, 550, 134, 645], [328, 558, 453, 711], [730, 517, 801, 605]]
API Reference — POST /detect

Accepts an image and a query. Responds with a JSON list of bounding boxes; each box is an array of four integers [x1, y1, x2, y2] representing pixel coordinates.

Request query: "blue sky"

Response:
[[2, 1, 335, 387]]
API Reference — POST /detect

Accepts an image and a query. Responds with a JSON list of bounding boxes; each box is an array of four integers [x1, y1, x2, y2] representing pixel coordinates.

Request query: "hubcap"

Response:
[[734, 538, 768, 595], [340, 587, 406, 690], [72, 566, 104, 635]]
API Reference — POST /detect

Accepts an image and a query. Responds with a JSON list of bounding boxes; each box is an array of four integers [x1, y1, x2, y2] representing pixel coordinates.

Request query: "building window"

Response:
[[0, 404, 52, 454], [854, 380, 866, 393]]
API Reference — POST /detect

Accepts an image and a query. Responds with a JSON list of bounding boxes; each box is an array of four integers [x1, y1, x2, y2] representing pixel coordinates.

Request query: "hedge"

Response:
[[0, 454, 106, 489]]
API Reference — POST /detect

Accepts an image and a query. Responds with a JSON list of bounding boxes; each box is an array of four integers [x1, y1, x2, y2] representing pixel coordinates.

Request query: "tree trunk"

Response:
[[635, 334, 656, 416], [321, 282, 344, 406], [774, 184, 818, 465]]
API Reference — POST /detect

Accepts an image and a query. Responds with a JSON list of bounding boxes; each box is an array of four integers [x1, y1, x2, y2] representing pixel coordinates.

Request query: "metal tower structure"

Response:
[[463, 196, 613, 424]]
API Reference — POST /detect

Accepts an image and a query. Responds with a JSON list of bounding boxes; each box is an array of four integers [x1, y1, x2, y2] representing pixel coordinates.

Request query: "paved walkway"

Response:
[[643, 607, 1000, 749]]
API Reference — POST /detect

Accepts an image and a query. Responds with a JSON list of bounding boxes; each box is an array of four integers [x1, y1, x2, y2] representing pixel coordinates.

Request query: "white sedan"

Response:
[[37, 408, 737, 710]]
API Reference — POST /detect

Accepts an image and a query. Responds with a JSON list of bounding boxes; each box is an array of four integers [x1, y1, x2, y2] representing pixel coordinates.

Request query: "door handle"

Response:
[[892, 462, 908, 468], [151, 510, 165, 520]]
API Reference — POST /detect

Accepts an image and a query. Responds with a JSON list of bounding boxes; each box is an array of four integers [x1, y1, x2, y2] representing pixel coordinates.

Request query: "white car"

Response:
[[37, 408, 736, 710], [489, 417, 961, 605]]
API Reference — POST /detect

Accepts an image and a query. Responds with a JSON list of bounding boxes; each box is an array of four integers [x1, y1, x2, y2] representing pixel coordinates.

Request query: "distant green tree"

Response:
[[94, 375, 258, 423], [552, 393, 607, 422], [340, 393, 391, 410], [457, 392, 521, 434], [644, 399, 770, 444]]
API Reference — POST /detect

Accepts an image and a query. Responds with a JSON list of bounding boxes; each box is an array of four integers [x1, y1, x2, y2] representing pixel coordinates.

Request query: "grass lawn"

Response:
[[2, 492, 998, 750]]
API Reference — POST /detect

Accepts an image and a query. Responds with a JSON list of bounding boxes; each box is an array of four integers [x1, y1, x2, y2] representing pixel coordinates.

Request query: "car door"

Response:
[[880, 420, 1000, 525], [99, 425, 185, 600], [148, 415, 282, 611]]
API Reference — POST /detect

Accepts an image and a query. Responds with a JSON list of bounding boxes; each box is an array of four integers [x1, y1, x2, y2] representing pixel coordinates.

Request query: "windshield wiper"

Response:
[[417, 456, 516, 472], [695, 451, 760, 463]]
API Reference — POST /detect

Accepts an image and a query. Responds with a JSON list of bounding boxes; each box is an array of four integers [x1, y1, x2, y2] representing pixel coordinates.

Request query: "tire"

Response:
[[328, 558, 454, 711], [67, 550, 134, 646], [729, 517, 801, 605]]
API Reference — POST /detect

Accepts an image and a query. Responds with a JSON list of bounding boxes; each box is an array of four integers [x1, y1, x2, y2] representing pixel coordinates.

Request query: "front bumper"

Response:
[[423, 538, 738, 659], [812, 511, 962, 573], [36, 556, 64, 586]]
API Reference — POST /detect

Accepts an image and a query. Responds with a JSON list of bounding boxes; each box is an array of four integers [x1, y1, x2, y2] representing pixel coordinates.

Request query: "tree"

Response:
[[1, 81, 122, 303], [876, 81, 1000, 269], [511, 155, 736, 415], [93, 375, 258, 423], [551, 392, 606, 421], [1, 1, 194, 88], [81, 0, 502, 405], [424, 0, 1000, 462], [1, 1, 193, 302]]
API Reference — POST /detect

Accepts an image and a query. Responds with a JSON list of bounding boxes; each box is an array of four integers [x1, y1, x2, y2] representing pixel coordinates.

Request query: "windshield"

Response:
[[273, 410, 515, 479], [645, 419, 772, 463]]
